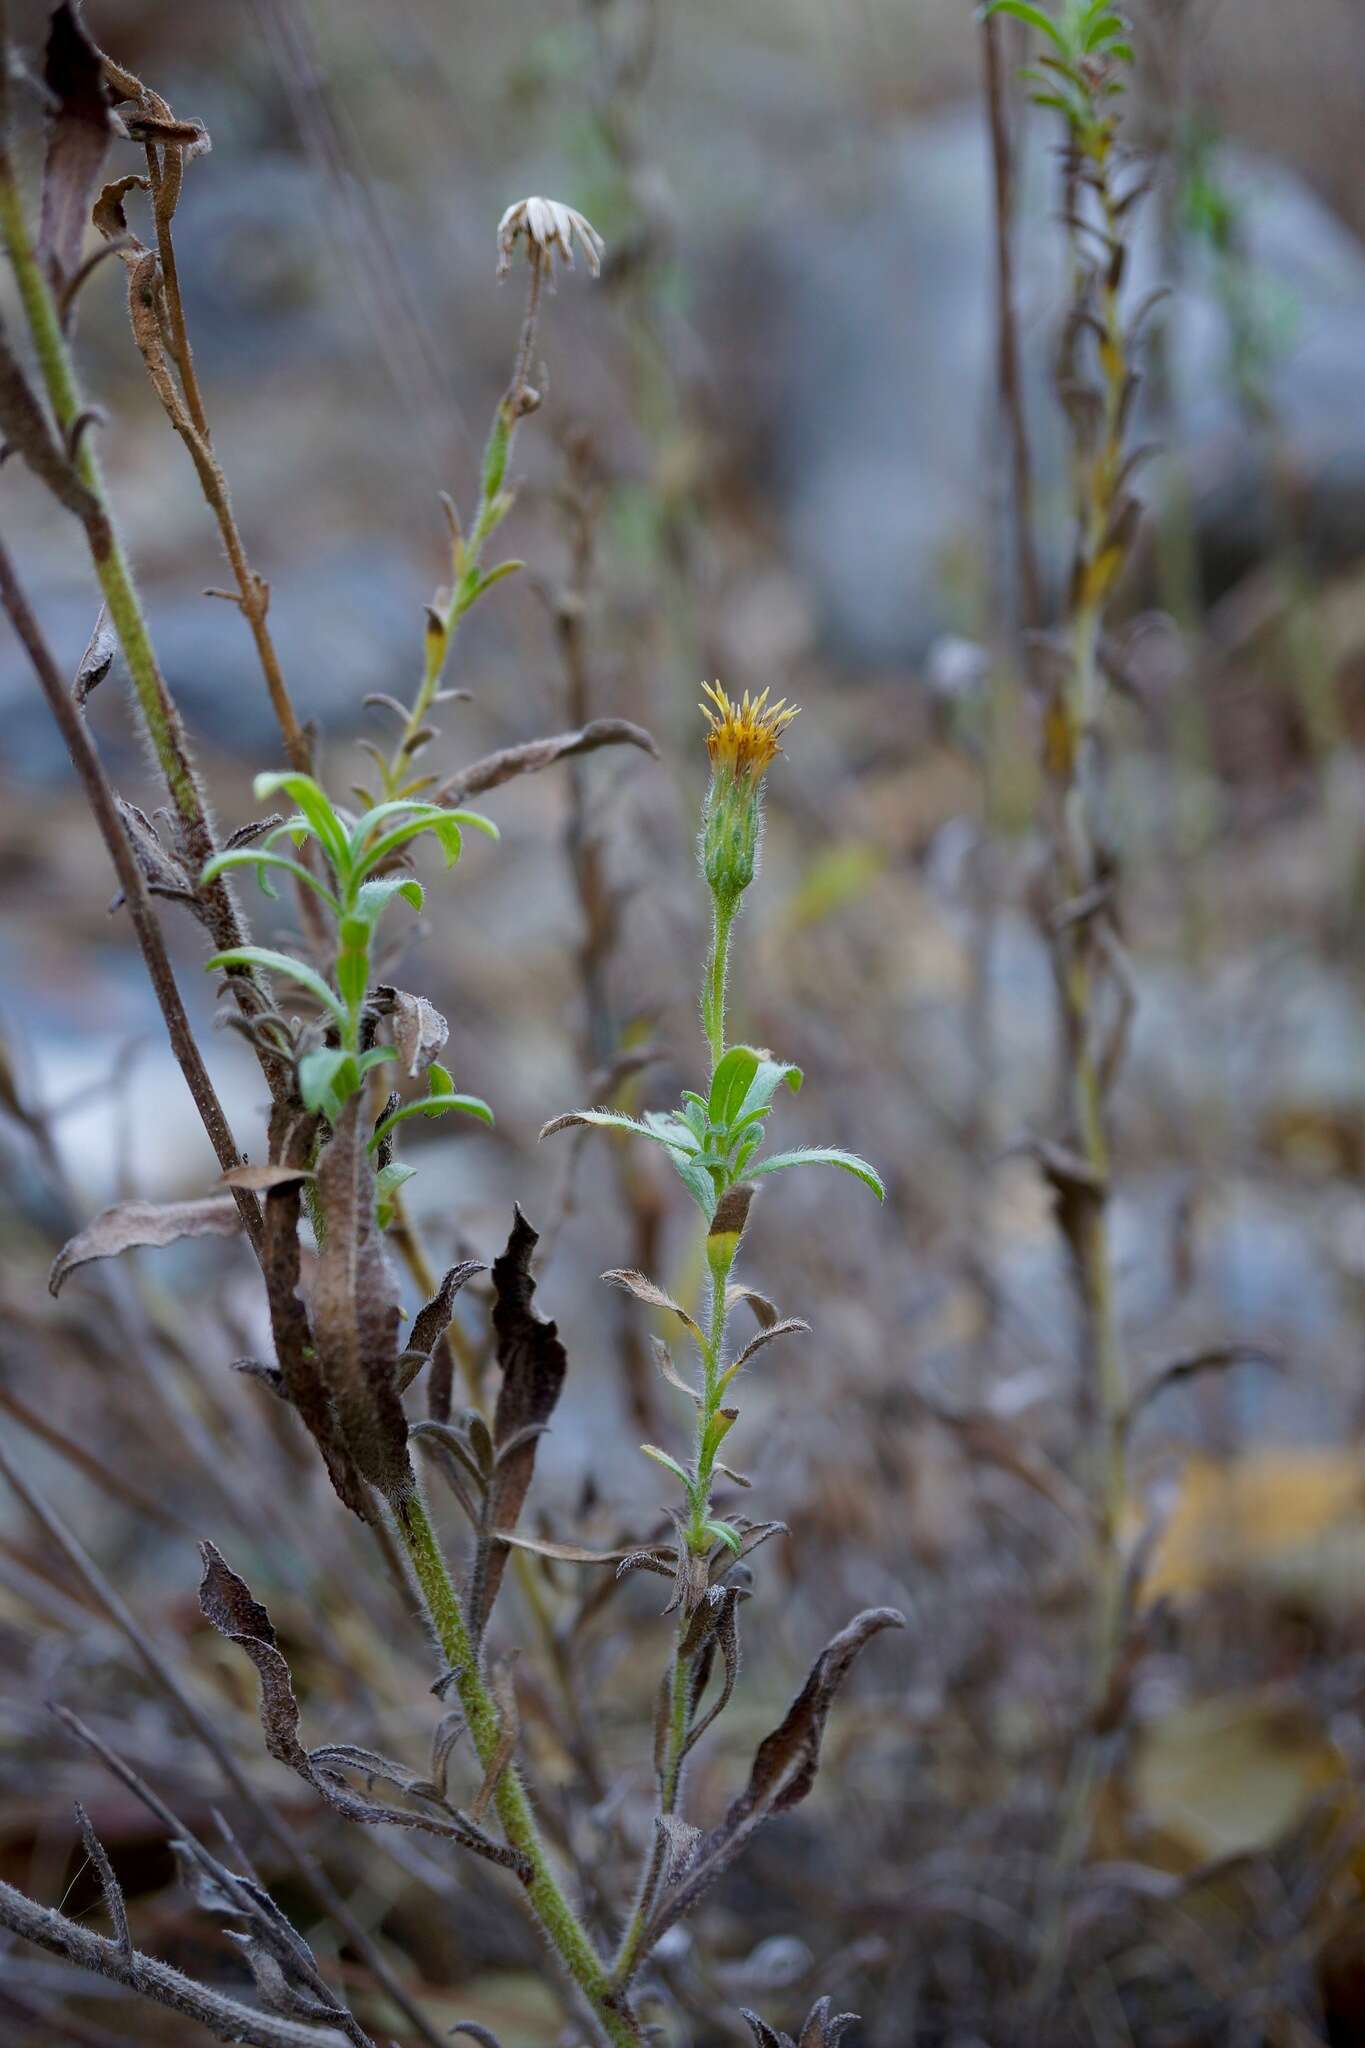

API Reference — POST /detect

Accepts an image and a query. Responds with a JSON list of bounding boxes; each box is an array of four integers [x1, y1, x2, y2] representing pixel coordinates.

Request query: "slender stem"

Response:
[[394, 1488, 642, 2047], [702, 898, 735, 1070], [142, 153, 310, 772], [386, 255, 544, 794], [0, 533, 263, 1259], [1031, 116, 1134, 2009], [612, 1195, 735, 1991], [0, 1438, 443, 2048], [0, 1877, 352, 2048], [0, 172, 199, 836]]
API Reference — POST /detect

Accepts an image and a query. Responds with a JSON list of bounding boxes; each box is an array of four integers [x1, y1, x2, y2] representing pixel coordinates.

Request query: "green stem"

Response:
[[0, 168, 203, 836], [395, 1488, 641, 2047], [612, 1213, 736, 1991], [702, 898, 735, 1071], [385, 255, 543, 796]]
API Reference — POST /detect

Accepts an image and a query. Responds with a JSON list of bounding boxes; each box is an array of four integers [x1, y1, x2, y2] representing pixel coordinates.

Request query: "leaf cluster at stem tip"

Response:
[[982, 0, 1133, 135], [542, 1041, 884, 1217], [201, 770, 497, 1140]]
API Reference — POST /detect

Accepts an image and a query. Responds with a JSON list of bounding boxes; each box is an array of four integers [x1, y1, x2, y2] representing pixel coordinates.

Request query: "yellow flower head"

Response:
[[700, 682, 799, 782]]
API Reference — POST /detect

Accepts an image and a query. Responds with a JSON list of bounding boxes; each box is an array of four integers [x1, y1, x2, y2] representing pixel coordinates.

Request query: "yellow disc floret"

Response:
[[700, 681, 799, 782]]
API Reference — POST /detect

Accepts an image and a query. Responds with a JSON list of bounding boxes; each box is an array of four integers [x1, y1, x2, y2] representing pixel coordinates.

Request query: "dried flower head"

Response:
[[496, 196, 605, 281], [700, 682, 799, 784]]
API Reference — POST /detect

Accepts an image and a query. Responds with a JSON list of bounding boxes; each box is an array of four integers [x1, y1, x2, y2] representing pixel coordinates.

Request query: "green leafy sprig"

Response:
[[202, 771, 497, 1145]]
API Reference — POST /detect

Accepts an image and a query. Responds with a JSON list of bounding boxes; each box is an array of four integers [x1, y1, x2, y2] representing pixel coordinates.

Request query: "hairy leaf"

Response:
[[644, 1608, 904, 1949], [313, 1100, 409, 1498], [50, 1194, 241, 1295], [39, 4, 111, 298], [467, 1208, 567, 1637], [438, 717, 657, 802], [198, 1542, 310, 1773], [602, 1268, 702, 1340], [257, 1165, 370, 1519]]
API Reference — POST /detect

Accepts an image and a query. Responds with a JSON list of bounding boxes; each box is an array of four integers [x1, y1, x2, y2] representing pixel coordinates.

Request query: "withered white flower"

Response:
[[496, 196, 605, 282]]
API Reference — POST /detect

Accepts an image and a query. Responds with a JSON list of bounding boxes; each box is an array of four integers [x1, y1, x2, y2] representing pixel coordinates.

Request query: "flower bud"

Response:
[[698, 682, 798, 911]]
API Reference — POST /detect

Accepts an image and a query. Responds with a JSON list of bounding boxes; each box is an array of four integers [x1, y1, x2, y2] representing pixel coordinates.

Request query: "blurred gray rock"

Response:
[[736, 104, 1365, 661]]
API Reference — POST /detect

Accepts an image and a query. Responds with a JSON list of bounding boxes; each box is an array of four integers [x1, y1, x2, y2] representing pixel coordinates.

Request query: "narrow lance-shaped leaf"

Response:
[[746, 1146, 885, 1201], [206, 947, 346, 1025], [50, 1194, 242, 1296]]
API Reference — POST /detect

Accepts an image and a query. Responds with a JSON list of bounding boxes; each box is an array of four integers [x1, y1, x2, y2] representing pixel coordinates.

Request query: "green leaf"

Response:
[[981, 0, 1068, 55], [735, 1056, 803, 1124], [199, 847, 340, 912], [640, 1443, 691, 1488], [747, 1147, 886, 1201], [348, 799, 499, 863], [205, 947, 345, 1023], [704, 1518, 744, 1555], [708, 1045, 762, 1128], [465, 559, 525, 607], [539, 1108, 699, 1155], [298, 1045, 359, 1120], [352, 875, 424, 924], [368, 1070, 494, 1153], [375, 1159, 417, 1227], [670, 1149, 720, 1220], [252, 772, 350, 875]]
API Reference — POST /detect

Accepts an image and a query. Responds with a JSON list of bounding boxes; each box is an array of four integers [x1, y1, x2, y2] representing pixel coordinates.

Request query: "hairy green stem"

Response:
[[394, 1489, 641, 2047], [0, 171, 203, 834], [701, 898, 735, 1070], [386, 254, 543, 794]]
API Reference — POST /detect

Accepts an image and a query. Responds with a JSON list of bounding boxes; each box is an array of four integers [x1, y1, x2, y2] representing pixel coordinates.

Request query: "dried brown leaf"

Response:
[[39, 4, 111, 297], [198, 1542, 310, 1773], [438, 717, 657, 803], [651, 1332, 701, 1401], [220, 1164, 314, 1192], [604, 1268, 702, 1340], [645, 1608, 904, 1950], [258, 1167, 370, 1520], [468, 1209, 567, 1636], [49, 1193, 241, 1295], [313, 1100, 409, 1498], [495, 1530, 667, 1565], [91, 171, 150, 254], [376, 988, 449, 1079], [73, 607, 115, 702]]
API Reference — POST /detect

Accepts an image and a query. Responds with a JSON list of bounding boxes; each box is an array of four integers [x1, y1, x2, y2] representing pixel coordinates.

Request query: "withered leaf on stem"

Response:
[[198, 1542, 311, 1774], [73, 608, 115, 702], [398, 1259, 486, 1392], [603, 1268, 702, 1341], [313, 1100, 410, 1500], [373, 987, 449, 1079], [642, 1607, 904, 1953], [740, 1998, 861, 2048], [437, 717, 657, 804], [199, 1545, 531, 1881], [680, 1585, 744, 1760], [49, 1193, 242, 1296], [259, 1174, 370, 1521], [39, 3, 112, 301], [467, 1208, 567, 1637]]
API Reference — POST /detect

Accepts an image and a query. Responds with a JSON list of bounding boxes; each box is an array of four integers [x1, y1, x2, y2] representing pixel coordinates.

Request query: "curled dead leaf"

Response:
[[50, 1194, 241, 1296]]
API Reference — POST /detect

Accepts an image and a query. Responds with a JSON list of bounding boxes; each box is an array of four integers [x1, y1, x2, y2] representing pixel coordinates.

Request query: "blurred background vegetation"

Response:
[[7, 0, 1365, 2042]]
